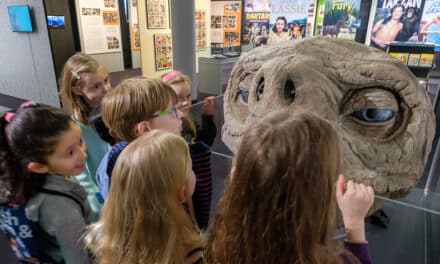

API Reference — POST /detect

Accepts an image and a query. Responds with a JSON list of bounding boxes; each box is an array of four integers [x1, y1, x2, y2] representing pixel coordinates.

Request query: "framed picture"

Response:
[[146, 0, 167, 29], [154, 34, 173, 71], [195, 9, 207, 49]]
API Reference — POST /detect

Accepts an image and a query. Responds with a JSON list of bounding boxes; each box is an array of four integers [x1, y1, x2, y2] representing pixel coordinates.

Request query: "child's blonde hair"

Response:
[[86, 130, 204, 264], [59, 52, 105, 124], [101, 77, 177, 142], [161, 71, 197, 139]]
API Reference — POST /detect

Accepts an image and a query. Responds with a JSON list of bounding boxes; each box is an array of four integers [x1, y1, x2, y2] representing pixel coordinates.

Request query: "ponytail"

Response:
[[0, 106, 72, 204], [0, 113, 24, 204]]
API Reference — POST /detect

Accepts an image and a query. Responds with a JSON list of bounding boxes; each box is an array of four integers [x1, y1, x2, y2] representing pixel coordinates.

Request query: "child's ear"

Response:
[[178, 185, 187, 203], [27, 162, 50, 174], [71, 85, 83, 96], [135, 121, 151, 136]]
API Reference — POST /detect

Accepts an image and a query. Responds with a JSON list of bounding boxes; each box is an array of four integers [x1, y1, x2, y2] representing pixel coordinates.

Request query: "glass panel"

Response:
[[187, 91, 440, 215]]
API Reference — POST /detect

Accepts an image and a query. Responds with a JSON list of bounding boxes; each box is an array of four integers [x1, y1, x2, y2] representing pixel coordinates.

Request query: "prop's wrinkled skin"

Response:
[[222, 36, 435, 198]]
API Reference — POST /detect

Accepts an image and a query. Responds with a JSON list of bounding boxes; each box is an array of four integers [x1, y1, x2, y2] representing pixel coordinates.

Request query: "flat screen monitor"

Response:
[[8, 5, 33, 32], [47, 15, 65, 28]]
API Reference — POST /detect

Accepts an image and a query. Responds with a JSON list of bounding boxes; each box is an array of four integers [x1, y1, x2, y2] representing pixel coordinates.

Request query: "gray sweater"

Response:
[[26, 175, 92, 264]]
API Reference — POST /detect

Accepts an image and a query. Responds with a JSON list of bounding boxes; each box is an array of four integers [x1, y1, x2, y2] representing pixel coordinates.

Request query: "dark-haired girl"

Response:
[[0, 104, 91, 263]]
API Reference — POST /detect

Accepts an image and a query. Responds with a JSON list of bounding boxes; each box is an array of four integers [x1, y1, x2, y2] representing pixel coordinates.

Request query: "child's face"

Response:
[[77, 68, 110, 107], [149, 101, 182, 135], [45, 122, 87, 177], [184, 157, 196, 202], [276, 19, 285, 33], [170, 83, 191, 117]]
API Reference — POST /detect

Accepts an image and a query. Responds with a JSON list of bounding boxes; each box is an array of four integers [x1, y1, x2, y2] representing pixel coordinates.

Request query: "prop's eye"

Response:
[[256, 78, 264, 101], [240, 87, 249, 104], [340, 88, 405, 139], [352, 109, 394, 123], [284, 79, 295, 103]]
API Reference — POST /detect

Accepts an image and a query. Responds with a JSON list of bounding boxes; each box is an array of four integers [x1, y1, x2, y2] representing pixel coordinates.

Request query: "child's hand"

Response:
[[336, 174, 374, 242], [203, 96, 215, 116]]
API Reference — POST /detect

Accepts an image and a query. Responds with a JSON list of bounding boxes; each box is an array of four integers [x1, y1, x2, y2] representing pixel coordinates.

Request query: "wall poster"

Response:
[[366, 0, 425, 51], [242, 0, 270, 47], [154, 34, 173, 71], [130, 0, 140, 50], [421, 0, 440, 51], [79, 0, 122, 54], [268, 0, 310, 44], [195, 10, 207, 49], [146, 0, 168, 29], [211, 1, 242, 47]]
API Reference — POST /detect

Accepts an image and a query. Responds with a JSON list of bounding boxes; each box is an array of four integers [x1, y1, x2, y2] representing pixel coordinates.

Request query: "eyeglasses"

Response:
[[152, 105, 179, 119]]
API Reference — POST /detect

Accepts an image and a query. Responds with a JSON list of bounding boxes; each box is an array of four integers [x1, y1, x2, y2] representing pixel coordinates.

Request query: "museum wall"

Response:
[[74, 0, 124, 73], [0, 0, 60, 107]]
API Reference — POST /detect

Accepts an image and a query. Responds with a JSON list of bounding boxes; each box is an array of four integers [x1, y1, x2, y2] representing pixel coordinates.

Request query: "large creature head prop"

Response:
[[222, 36, 435, 198]]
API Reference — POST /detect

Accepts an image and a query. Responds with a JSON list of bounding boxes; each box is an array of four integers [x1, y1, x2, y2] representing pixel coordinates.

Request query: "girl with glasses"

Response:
[[162, 70, 217, 230]]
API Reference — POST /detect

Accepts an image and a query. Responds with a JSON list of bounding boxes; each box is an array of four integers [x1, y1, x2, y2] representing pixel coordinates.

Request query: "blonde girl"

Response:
[[162, 70, 216, 230], [59, 53, 111, 220], [87, 130, 204, 264], [0, 103, 91, 263], [207, 110, 374, 264]]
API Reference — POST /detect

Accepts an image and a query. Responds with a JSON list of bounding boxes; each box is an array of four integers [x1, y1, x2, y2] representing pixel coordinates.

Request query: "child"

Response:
[[162, 70, 216, 230], [207, 110, 374, 264], [59, 53, 111, 220], [0, 103, 91, 263], [96, 77, 182, 199], [86, 130, 204, 263]]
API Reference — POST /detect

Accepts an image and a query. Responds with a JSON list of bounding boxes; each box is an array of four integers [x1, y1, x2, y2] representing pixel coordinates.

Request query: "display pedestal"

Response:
[[198, 56, 239, 95]]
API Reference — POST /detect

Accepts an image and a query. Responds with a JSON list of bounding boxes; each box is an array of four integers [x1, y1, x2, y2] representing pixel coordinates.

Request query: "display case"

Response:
[[387, 42, 435, 78], [188, 89, 440, 263]]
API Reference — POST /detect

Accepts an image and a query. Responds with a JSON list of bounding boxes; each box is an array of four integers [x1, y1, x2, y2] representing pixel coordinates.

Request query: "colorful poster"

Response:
[[195, 10, 207, 49], [210, 1, 242, 47], [130, 0, 140, 50], [78, 0, 122, 54], [146, 0, 168, 29], [268, 0, 310, 44], [420, 0, 440, 50], [242, 12, 270, 47], [321, 0, 361, 40], [367, 0, 424, 51], [154, 34, 173, 70]]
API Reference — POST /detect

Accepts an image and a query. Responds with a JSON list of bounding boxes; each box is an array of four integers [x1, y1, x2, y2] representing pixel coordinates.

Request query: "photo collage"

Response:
[[195, 10, 207, 49], [154, 34, 173, 71], [210, 1, 241, 47], [147, 0, 167, 29]]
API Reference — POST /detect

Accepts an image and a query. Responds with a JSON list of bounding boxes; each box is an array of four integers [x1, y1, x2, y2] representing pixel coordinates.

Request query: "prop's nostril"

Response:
[[284, 79, 295, 104]]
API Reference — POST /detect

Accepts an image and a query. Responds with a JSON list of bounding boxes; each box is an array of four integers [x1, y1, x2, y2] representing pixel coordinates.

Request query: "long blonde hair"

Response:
[[207, 110, 351, 264], [101, 77, 177, 142], [86, 130, 204, 264], [59, 52, 105, 124]]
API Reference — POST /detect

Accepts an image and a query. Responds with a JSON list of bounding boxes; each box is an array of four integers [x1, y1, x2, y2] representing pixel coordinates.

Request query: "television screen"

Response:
[[8, 5, 33, 32], [47, 15, 65, 28]]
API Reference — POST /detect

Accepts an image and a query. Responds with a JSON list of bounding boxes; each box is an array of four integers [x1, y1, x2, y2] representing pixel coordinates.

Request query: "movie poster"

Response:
[[268, 0, 310, 44], [420, 0, 440, 50], [321, 0, 361, 40], [242, 0, 270, 47], [367, 0, 424, 51]]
